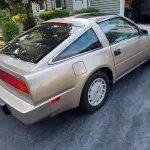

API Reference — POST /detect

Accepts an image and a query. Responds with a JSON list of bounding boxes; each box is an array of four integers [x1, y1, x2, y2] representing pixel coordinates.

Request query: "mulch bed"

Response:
[[0, 39, 4, 48]]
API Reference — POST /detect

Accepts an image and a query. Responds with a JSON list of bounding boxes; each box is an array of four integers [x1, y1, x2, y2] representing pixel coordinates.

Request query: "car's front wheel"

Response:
[[80, 71, 110, 112]]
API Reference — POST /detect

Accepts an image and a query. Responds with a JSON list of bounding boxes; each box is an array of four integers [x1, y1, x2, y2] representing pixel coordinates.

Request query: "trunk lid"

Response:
[[0, 54, 35, 77], [0, 54, 36, 105]]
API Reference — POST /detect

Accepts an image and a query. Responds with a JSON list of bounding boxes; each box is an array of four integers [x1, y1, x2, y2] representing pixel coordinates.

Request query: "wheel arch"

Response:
[[79, 66, 114, 108], [97, 67, 114, 88], [80, 67, 114, 102], [86, 67, 114, 88]]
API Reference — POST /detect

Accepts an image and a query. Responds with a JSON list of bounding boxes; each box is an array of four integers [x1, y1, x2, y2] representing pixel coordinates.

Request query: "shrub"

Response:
[[69, 8, 99, 16], [39, 10, 69, 21], [12, 13, 26, 23], [0, 10, 10, 27], [12, 13, 35, 31], [3, 22, 20, 42]]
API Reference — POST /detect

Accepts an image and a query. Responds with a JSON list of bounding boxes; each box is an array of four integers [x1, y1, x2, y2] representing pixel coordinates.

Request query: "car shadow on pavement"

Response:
[[35, 62, 150, 126], [1, 62, 150, 150], [28, 62, 150, 130]]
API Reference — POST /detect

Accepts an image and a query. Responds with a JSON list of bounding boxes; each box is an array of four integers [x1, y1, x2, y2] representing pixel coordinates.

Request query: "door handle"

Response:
[[114, 49, 121, 56]]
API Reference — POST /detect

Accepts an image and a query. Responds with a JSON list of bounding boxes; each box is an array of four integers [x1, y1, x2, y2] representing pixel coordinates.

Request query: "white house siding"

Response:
[[45, 0, 120, 12], [65, 0, 73, 10], [46, 0, 73, 10], [32, 3, 47, 16], [44, 0, 73, 10], [33, 0, 122, 16], [90, 0, 120, 14], [32, 4, 41, 16], [47, 0, 52, 9]]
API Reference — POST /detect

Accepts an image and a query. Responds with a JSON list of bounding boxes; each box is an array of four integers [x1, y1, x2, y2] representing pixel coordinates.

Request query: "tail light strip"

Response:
[[47, 22, 68, 26], [0, 70, 29, 94]]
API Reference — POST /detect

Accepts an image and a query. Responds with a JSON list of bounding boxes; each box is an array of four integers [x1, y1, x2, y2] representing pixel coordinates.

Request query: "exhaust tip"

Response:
[[0, 99, 11, 115]]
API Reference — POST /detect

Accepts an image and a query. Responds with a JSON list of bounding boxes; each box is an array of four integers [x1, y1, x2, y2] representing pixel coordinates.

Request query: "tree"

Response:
[[0, 0, 46, 28], [0, 0, 13, 21], [0, 0, 47, 11], [0, 0, 9, 10]]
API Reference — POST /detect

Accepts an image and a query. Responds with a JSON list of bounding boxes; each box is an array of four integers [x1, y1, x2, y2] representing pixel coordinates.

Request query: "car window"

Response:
[[53, 28, 102, 62], [99, 17, 139, 45], [1, 23, 82, 63]]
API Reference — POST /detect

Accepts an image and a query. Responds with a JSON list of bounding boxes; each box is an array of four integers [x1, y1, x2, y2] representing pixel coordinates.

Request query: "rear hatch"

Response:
[[0, 21, 82, 104], [0, 54, 36, 105], [0, 53, 35, 75]]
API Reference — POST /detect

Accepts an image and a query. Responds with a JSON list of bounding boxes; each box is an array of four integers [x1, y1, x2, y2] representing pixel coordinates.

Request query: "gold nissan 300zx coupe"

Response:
[[0, 13, 149, 124]]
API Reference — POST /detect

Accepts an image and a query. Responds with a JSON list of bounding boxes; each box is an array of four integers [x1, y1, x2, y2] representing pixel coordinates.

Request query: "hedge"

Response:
[[39, 10, 69, 21], [39, 8, 99, 21], [69, 8, 99, 16], [0, 10, 10, 27], [3, 22, 20, 42]]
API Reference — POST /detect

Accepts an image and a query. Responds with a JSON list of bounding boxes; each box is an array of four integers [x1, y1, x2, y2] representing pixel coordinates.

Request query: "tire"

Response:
[[80, 71, 110, 113]]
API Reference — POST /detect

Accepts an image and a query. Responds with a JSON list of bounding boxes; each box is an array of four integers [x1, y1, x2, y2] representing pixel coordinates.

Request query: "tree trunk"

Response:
[[7, 8, 12, 22]]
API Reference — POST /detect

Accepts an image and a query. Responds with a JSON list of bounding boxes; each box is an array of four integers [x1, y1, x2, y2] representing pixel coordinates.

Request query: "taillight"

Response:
[[47, 22, 68, 26], [0, 70, 29, 94]]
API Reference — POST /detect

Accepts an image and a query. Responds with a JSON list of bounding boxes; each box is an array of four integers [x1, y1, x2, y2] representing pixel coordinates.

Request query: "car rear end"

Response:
[[0, 53, 52, 124], [0, 19, 85, 124]]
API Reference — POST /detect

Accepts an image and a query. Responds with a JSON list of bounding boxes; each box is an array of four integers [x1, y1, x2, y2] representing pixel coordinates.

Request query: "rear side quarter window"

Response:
[[53, 28, 102, 62]]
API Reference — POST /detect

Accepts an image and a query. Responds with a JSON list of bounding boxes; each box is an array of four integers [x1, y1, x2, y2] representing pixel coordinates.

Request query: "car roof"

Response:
[[45, 13, 118, 24], [74, 13, 118, 22]]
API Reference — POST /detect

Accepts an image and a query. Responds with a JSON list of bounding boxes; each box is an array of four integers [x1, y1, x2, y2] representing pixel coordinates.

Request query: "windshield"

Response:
[[1, 23, 81, 63]]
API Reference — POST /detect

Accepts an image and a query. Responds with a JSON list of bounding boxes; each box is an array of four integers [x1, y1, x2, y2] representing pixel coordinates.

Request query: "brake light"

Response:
[[0, 70, 29, 94], [47, 22, 68, 26]]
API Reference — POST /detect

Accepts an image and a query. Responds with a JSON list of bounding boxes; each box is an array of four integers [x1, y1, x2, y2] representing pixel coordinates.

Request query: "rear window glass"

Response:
[[1, 23, 82, 63]]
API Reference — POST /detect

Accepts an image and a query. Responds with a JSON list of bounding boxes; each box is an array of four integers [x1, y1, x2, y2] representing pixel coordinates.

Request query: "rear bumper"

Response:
[[0, 86, 51, 125]]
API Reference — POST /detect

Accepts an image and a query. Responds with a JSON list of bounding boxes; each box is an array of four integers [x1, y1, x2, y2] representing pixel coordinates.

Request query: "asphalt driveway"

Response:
[[1, 63, 150, 150]]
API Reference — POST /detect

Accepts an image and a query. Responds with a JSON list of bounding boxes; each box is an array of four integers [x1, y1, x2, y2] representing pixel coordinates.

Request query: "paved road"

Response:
[[1, 63, 150, 150]]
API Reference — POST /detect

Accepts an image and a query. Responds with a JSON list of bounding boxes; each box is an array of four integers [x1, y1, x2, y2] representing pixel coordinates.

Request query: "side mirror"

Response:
[[140, 29, 149, 36]]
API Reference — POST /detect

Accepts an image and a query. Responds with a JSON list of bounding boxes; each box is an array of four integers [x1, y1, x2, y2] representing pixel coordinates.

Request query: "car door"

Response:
[[99, 17, 147, 78]]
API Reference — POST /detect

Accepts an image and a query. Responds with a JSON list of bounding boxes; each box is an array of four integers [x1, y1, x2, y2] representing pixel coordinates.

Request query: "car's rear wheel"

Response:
[[80, 71, 110, 112]]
